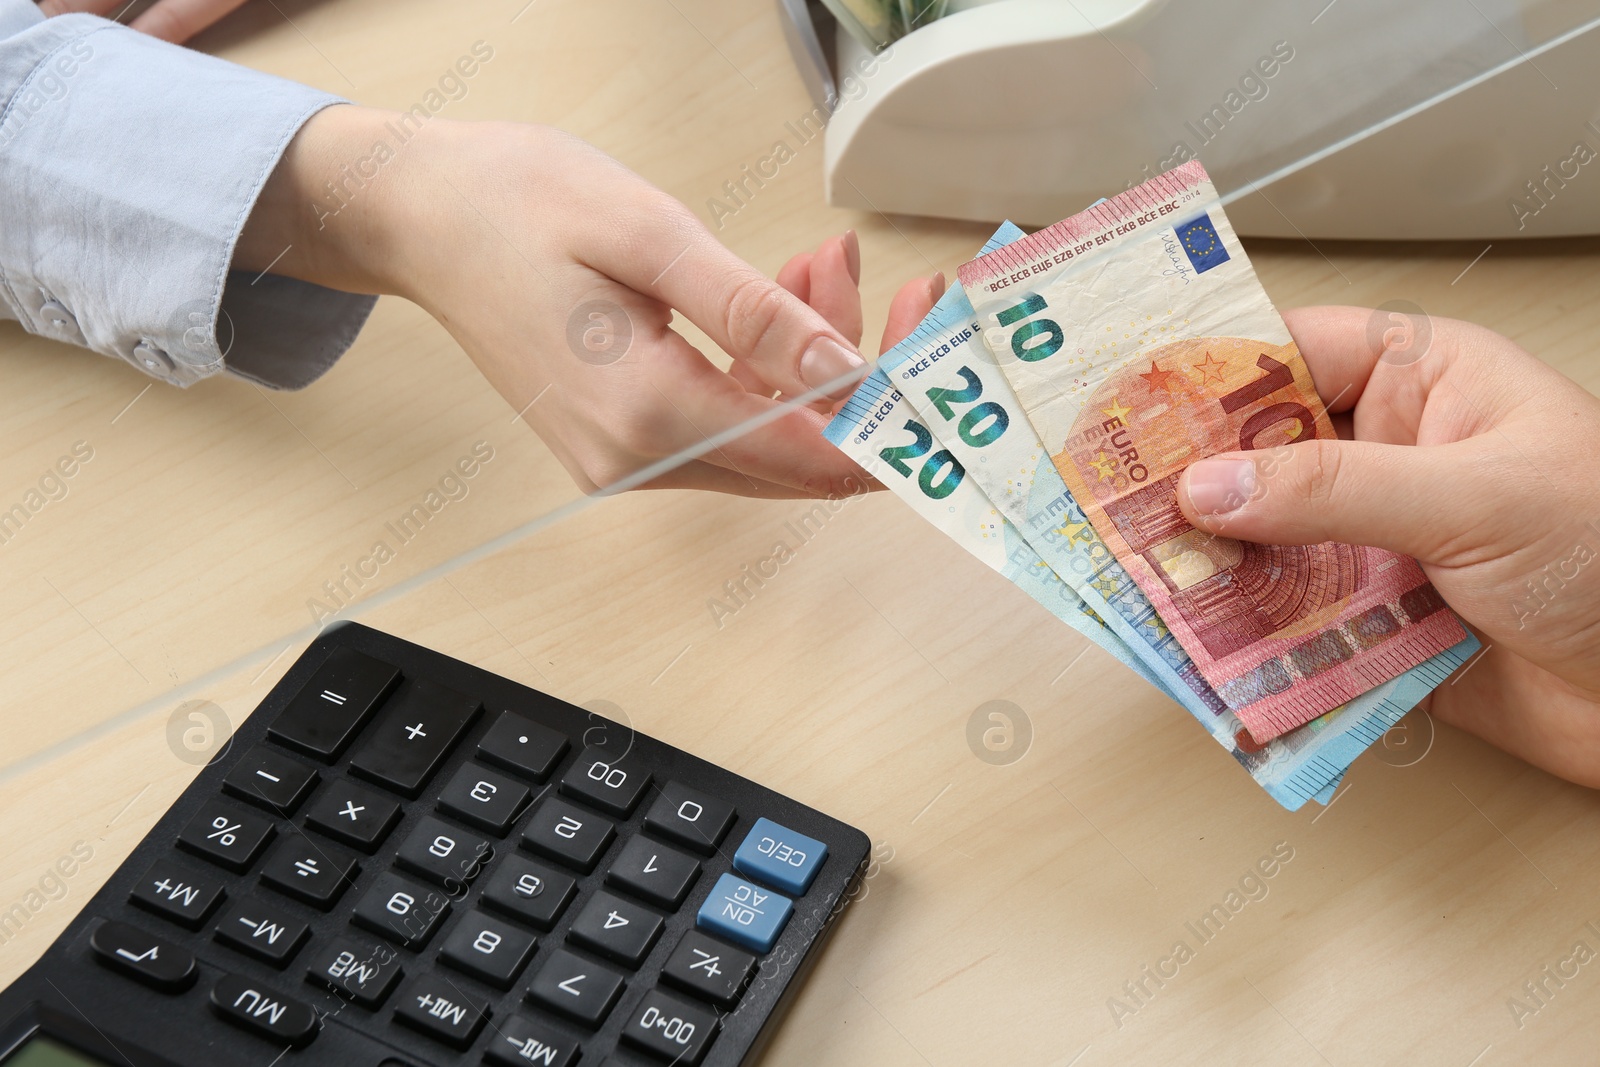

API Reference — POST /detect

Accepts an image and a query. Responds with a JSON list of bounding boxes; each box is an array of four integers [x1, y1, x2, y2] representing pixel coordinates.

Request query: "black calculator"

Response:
[[0, 623, 870, 1066]]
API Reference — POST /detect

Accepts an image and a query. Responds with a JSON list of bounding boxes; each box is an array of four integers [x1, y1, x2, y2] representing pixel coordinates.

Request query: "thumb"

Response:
[[1175, 438, 1482, 561]]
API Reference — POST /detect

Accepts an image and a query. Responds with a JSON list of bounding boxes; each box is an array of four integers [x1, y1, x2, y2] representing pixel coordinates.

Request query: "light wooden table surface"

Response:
[[3, 1, 1600, 1064]]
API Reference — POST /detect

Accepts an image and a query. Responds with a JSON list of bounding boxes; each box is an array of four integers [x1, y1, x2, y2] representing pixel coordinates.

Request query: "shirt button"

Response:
[[133, 341, 175, 373], [39, 300, 75, 332]]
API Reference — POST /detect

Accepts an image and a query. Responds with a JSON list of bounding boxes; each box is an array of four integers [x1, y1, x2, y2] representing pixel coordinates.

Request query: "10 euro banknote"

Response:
[[959, 161, 1468, 742]]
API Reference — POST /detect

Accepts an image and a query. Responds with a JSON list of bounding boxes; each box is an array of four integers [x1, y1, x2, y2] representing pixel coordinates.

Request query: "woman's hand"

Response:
[[1176, 306, 1600, 787], [237, 106, 876, 497], [38, 0, 250, 43]]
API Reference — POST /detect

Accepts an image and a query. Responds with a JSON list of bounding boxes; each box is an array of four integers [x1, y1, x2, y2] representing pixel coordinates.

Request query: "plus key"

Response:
[[348, 680, 480, 798]]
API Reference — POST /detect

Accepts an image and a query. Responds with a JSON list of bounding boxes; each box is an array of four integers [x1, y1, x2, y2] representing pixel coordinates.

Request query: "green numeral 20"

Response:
[[925, 366, 1009, 447], [878, 419, 965, 499]]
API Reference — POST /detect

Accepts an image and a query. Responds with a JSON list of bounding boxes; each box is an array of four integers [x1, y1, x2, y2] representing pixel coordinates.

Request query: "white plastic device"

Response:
[[795, 0, 1600, 239]]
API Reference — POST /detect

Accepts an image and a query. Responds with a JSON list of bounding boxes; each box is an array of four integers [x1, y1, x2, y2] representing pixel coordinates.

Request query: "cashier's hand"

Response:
[[37, 0, 250, 42], [1176, 306, 1600, 788], [237, 107, 881, 497]]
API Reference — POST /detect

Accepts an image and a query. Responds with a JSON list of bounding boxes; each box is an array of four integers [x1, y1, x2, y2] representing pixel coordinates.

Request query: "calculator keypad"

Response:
[[85, 632, 863, 1064]]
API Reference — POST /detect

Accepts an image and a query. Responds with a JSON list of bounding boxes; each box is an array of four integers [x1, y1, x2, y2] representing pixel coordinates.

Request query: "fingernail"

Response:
[[801, 337, 867, 395], [928, 270, 946, 301], [842, 229, 861, 285], [1184, 458, 1256, 516]]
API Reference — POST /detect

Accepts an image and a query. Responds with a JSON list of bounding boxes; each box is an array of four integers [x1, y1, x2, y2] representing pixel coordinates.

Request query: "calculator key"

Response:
[[481, 854, 577, 930], [213, 896, 309, 967], [732, 817, 827, 896], [438, 909, 537, 989], [352, 871, 452, 950], [304, 936, 403, 1009], [177, 800, 275, 873], [348, 679, 481, 798], [642, 782, 735, 856], [661, 929, 756, 1009], [436, 761, 531, 836], [304, 778, 401, 852], [696, 873, 793, 954], [260, 834, 360, 910], [484, 1013, 581, 1067], [606, 836, 700, 909], [211, 973, 319, 1047], [521, 797, 614, 873], [129, 860, 225, 929], [559, 746, 652, 817], [621, 988, 719, 1065], [526, 949, 625, 1028], [477, 710, 568, 781], [566, 890, 664, 968], [222, 746, 318, 814], [267, 646, 400, 761], [396, 815, 492, 891], [393, 972, 490, 1050], [91, 921, 196, 993]]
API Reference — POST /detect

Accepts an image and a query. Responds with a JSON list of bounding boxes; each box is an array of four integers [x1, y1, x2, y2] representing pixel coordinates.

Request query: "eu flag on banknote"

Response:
[[1175, 213, 1230, 273]]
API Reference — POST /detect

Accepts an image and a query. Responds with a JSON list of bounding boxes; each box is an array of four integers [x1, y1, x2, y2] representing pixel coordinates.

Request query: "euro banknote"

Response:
[[958, 160, 1469, 742], [866, 225, 1469, 808]]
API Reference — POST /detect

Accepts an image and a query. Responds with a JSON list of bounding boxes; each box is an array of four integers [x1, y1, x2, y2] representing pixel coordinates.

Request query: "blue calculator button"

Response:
[[696, 873, 793, 953], [732, 817, 827, 895]]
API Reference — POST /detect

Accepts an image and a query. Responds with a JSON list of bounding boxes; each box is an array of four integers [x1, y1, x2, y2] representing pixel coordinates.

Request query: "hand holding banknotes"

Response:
[[1178, 307, 1600, 787], [236, 107, 872, 498]]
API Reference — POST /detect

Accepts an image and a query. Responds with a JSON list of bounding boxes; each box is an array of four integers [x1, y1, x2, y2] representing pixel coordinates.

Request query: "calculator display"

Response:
[[2, 1038, 109, 1067]]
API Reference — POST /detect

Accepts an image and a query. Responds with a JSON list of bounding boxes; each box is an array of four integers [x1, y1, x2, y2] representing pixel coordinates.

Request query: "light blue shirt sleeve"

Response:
[[0, 1, 377, 389]]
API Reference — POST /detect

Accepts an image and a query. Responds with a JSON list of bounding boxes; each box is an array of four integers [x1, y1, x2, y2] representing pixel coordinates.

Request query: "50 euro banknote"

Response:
[[958, 161, 1470, 742], [877, 224, 1481, 808]]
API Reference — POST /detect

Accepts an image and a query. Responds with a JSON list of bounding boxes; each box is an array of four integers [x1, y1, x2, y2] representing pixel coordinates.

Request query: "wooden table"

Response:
[[3, 1, 1600, 1063]]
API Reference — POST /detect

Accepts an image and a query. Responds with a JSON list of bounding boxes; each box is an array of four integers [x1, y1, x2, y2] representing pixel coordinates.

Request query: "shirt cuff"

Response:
[[0, 13, 376, 389]]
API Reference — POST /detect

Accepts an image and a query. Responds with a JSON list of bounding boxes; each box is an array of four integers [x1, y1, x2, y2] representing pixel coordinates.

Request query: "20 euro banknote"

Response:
[[958, 161, 1469, 741]]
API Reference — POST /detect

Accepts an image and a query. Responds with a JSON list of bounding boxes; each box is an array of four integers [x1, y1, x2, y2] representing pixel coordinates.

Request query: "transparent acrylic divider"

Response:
[[2, 0, 1596, 798], [3, 0, 1587, 783]]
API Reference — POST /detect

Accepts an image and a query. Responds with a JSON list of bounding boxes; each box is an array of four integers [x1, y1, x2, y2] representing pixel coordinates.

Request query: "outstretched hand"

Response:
[[1177, 306, 1600, 787]]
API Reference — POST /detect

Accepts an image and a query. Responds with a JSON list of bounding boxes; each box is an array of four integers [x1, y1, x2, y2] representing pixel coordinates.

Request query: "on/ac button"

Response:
[[731, 817, 827, 896]]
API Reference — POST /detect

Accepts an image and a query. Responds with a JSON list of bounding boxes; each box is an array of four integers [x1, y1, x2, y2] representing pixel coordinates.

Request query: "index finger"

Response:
[[581, 196, 867, 401]]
